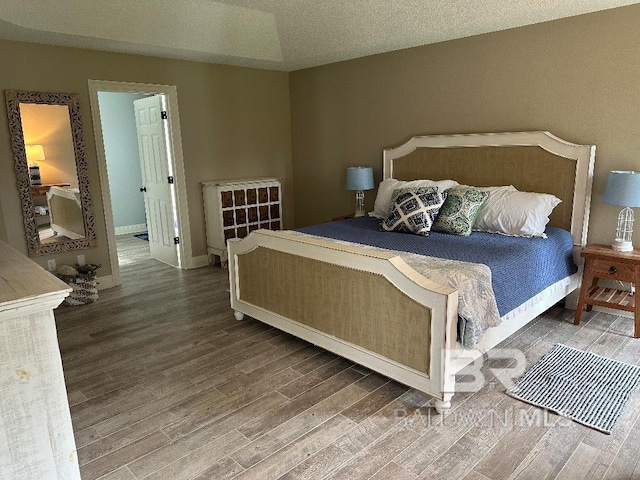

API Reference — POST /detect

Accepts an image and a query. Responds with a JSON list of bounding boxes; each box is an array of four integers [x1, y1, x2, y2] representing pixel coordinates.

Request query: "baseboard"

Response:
[[565, 303, 633, 319], [96, 275, 116, 290], [115, 224, 147, 236], [186, 255, 210, 269]]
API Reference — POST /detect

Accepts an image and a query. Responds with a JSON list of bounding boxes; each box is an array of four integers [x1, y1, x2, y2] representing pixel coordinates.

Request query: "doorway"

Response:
[[97, 91, 150, 240], [88, 80, 194, 287]]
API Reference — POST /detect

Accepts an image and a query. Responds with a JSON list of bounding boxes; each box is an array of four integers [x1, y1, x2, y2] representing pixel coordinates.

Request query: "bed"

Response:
[[227, 131, 595, 413], [46, 186, 85, 240]]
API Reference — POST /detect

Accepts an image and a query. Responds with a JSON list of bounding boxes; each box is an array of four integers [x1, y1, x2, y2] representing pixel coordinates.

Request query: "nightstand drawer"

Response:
[[590, 259, 636, 279]]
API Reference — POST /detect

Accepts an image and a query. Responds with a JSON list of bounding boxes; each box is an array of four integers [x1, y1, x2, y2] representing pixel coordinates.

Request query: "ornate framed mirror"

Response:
[[5, 90, 96, 256]]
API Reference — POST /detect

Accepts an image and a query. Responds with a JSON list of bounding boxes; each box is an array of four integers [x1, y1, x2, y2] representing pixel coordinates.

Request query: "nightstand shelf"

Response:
[[574, 244, 640, 338]]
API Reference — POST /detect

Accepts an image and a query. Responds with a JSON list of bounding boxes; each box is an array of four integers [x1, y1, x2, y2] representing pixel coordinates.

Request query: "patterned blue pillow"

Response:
[[387, 186, 438, 217], [381, 189, 447, 236]]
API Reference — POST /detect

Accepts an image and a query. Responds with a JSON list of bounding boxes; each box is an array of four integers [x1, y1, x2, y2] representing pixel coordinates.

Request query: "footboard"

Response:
[[46, 186, 85, 239], [228, 230, 459, 409]]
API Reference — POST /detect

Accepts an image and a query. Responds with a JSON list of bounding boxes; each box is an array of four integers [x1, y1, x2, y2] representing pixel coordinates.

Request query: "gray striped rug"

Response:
[[506, 343, 640, 434]]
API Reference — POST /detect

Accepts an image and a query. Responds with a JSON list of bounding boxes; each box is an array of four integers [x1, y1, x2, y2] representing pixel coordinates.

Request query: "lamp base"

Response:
[[354, 190, 366, 217], [612, 239, 633, 252]]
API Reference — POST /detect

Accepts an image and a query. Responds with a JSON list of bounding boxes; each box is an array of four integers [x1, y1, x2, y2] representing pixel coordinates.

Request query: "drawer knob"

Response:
[[609, 265, 617, 274]]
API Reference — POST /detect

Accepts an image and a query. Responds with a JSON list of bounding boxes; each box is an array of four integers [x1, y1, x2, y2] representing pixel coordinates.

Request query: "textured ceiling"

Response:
[[0, 0, 638, 71]]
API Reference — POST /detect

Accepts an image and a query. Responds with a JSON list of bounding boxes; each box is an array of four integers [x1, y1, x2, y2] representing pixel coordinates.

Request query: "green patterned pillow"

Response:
[[432, 187, 489, 236]]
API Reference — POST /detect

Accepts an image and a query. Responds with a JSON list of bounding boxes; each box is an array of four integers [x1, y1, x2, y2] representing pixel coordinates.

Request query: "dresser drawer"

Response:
[[590, 258, 636, 279]]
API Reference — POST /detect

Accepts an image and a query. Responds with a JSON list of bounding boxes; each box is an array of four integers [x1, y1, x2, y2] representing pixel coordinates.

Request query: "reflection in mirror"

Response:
[[21, 103, 85, 244], [5, 90, 96, 256]]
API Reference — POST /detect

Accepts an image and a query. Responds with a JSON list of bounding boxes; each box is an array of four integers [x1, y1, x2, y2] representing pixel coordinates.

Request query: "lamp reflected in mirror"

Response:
[[26, 144, 45, 185]]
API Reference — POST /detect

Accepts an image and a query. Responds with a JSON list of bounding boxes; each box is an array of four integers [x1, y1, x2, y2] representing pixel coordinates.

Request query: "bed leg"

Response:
[[434, 397, 452, 414], [233, 310, 245, 321]]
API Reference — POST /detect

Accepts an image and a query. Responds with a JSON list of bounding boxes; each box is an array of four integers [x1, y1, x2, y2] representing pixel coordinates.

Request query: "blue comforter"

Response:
[[298, 216, 577, 317]]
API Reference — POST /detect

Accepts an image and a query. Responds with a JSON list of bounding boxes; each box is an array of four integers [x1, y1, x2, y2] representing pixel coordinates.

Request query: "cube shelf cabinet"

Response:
[[202, 178, 282, 266]]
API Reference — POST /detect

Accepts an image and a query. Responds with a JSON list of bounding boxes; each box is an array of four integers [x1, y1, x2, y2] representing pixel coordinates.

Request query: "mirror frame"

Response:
[[5, 89, 96, 256]]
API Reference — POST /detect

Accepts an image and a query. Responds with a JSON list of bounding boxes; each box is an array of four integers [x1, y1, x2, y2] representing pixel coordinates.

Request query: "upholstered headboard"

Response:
[[382, 131, 595, 247]]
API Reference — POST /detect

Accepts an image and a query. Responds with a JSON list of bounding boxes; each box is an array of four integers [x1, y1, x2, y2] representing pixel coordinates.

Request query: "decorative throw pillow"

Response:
[[388, 186, 438, 214], [370, 178, 459, 218], [381, 188, 447, 236], [432, 187, 489, 236]]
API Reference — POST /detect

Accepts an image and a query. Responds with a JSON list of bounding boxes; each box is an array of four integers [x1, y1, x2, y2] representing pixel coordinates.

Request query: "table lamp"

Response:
[[25, 144, 45, 186], [603, 170, 640, 252], [346, 166, 374, 217]]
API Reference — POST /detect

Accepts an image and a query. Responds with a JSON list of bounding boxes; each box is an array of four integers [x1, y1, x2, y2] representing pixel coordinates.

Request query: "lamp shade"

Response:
[[25, 144, 45, 163], [603, 171, 640, 208], [346, 166, 374, 191]]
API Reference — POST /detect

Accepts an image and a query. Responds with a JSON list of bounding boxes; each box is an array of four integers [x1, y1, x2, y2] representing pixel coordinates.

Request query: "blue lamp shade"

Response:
[[603, 171, 640, 207], [346, 166, 374, 191]]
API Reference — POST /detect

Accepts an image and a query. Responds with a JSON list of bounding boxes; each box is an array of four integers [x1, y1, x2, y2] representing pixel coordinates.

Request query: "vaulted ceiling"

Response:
[[0, 0, 638, 71]]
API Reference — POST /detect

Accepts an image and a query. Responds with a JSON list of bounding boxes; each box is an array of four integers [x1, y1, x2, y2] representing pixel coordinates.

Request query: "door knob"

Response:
[[140, 187, 147, 192]]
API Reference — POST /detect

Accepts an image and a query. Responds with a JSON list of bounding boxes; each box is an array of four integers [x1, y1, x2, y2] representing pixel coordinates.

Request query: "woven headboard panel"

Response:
[[392, 146, 575, 232], [382, 132, 595, 247]]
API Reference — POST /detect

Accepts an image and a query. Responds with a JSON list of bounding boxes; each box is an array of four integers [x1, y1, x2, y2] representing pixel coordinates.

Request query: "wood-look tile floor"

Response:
[[54, 235, 640, 480]]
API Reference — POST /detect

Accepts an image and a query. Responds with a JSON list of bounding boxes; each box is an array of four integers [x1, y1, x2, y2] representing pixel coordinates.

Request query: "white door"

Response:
[[133, 95, 179, 267]]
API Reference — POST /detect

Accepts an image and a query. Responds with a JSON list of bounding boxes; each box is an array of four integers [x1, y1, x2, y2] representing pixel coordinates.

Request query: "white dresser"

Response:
[[202, 178, 282, 265], [0, 241, 80, 479]]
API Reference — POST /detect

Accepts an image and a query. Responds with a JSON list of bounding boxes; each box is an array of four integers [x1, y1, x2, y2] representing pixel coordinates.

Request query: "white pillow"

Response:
[[473, 186, 561, 238], [370, 178, 459, 218]]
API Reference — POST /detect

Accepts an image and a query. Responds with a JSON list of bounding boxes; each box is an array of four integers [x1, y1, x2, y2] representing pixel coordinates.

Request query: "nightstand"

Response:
[[574, 244, 640, 337]]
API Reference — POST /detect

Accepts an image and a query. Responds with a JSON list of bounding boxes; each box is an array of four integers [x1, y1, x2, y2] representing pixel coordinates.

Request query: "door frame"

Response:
[[88, 79, 195, 287]]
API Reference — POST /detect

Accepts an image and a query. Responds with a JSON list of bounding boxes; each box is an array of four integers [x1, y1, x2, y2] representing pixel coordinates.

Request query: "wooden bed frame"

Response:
[[228, 131, 595, 412]]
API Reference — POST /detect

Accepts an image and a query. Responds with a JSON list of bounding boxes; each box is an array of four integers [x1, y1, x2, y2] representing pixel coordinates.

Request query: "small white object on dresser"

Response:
[[202, 177, 282, 266]]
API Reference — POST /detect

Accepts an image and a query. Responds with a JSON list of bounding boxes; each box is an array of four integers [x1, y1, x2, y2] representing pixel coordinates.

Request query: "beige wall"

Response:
[[289, 5, 640, 247], [20, 103, 78, 188], [0, 40, 292, 275], [4, 4, 640, 274]]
